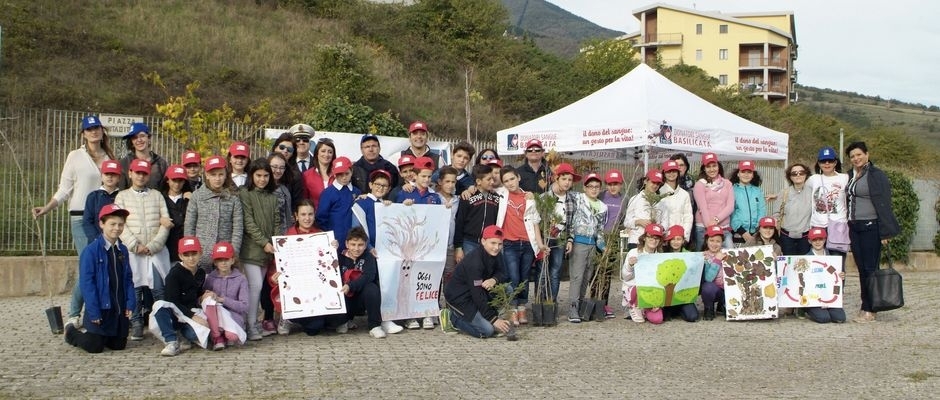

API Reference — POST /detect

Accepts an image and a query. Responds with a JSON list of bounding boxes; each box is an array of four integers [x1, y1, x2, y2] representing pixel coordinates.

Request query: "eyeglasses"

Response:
[[526, 149, 543, 153], [270, 165, 286, 171], [585, 184, 602, 189], [278, 144, 295, 154], [372, 183, 389, 189], [820, 159, 836, 164], [480, 154, 497, 160], [790, 170, 807, 176], [295, 138, 310, 143]]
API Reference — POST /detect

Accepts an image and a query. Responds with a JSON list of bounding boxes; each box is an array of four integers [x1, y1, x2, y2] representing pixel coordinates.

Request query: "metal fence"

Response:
[[1, 108, 935, 254]]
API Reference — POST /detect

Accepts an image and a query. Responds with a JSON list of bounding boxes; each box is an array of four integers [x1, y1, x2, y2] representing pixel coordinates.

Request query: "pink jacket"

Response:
[[692, 177, 734, 228]]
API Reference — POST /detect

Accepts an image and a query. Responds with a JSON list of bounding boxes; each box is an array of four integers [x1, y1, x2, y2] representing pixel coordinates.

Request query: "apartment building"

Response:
[[622, 3, 798, 103]]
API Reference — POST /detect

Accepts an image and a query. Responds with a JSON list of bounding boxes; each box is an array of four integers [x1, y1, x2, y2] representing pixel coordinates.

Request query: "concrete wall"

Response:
[[0, 256, 76, 298]]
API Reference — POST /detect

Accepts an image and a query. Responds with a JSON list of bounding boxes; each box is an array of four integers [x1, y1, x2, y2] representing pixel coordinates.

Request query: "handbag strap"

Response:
[[882, 242, 893, 270]]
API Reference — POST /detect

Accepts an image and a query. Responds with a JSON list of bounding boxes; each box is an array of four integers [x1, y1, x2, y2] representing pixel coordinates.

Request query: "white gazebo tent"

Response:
[[496, 63, 788, 169]]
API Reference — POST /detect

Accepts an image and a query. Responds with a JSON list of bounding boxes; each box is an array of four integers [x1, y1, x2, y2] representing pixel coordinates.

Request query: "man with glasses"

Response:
[[351, 134, 399, 196], [517, 139, 551, 194], [288, 124, 316, 174], [400, 121, 442, 170]]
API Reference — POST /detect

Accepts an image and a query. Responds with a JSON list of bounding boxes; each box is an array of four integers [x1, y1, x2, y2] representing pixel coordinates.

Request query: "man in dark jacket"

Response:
[[351, 134, 399, 196], [443, 225, 510, 338]]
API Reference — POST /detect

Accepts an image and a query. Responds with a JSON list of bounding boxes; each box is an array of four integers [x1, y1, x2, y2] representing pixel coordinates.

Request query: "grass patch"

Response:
[[905, 371, 939, 382]]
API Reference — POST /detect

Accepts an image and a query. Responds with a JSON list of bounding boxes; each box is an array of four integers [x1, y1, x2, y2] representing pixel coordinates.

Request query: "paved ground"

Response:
[[1, 270, 938, 399]]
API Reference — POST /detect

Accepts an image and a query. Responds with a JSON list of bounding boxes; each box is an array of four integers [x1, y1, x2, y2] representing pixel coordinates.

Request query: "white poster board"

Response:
[[776, 255, 843, 308], [272, 231, 346, 318]]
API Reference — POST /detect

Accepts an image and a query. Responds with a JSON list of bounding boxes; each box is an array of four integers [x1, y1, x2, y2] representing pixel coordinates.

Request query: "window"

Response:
[[719, 49, 728, 60], [719, 24, 728, 34], [695, 49, 702, 61], [696, 24, 703, 34], [719, 75, 728, 85]]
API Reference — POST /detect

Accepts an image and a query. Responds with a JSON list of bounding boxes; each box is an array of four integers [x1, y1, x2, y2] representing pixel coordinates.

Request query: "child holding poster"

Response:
[[621, 224, 665, 324], [396, 157, 441, 330], [700, 225, 728, 321], [659, 225, 699, 322], [339, 227, 403, 339], [804, 228, 847, 323]]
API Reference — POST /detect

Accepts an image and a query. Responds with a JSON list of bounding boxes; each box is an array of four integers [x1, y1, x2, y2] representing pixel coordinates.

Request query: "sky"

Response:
[[547, 0, 940, 107]]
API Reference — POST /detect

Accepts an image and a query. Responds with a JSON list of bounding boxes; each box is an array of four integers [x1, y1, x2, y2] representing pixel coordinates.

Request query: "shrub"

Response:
[[884, 170, 918, 263]]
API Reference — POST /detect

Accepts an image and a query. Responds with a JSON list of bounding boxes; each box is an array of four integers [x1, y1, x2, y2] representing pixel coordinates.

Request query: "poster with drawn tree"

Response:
[[272, 231, 346, 319], [722, 245, 778, 320], [375, 204, 450, 321], [635, 252, 705, 308], [776, 255, 843, 308]]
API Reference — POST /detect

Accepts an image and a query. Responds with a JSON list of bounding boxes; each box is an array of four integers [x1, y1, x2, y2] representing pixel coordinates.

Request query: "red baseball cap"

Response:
[[408, 121, 428, 134], [486, 158, 503, 168], [369, 169, 392, 182], [204, 155, 227, 172], [583, 172, 602, 185], [398, 155, 415, 168], [211, 242, 235, 260], [644, 224, 665, 238], [705, 225, 724, 237], [646, 169, 663, 184], [414, 156, 435, 171], [662, 160, 680, 173], [332, 156, 352, 175], [182, 150, 201, 166], [98, 204, 129, 220], [553, 163, 582, 183], [758, 217, 777, 228], [100, 160, 121, 175], [808, 228, 827, 240], [130, 159, 151, 174], [228, 142, 250, 158], [738, 160, 755, 172], [665, 225, 685, 241], [165, 164, 187, 180], [702, 152, 719, 165], [481, 225, 504, 240], [178, 236, 202, 254], [604, 169, 623, 184], [524, 139, 543, 150]]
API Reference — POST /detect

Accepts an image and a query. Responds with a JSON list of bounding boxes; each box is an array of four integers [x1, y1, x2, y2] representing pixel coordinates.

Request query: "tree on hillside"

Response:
[[570, 39, 639, 97]]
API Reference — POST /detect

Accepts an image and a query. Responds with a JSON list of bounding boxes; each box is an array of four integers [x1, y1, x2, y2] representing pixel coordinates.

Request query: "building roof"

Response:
[[632, 3, 794, 41]]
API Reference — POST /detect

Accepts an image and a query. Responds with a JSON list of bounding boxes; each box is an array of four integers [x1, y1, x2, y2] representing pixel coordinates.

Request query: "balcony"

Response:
[[738, 56, 788, 71], [740, 83, 788, 98], [633, 33, 683, 47]]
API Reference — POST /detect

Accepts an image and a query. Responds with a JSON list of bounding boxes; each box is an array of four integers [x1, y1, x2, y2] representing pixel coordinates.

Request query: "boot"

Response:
[[703, 304, 716, 321], [715, 301, 726, 316]]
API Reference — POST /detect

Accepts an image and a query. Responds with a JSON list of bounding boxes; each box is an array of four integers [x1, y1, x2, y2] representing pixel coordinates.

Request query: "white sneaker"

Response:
[[381, 321, 404, 334], [161, 341, 180, 357], [335, 321, 349, 334], [422, 317, 435, 329], [629, 306, 645, 323], [178, 337, 192, 351], [277, 319, 291, 335], [369, 326, 387, 338], [406, 319, 420, 329], [67, 316, 82, 329], [248, 329, 263, 341]]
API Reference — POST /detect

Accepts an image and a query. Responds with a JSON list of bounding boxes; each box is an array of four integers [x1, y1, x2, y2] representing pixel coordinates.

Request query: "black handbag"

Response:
[[865, 247, 904, 312]]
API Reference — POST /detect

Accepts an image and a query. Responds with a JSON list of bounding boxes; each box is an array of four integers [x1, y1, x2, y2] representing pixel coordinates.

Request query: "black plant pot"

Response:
[[46, 306, 63, 334], [542, 303, 557, 326], [592, 299, 607, 321], [579, 298, 596, 321], [531, 304, 544, 326]]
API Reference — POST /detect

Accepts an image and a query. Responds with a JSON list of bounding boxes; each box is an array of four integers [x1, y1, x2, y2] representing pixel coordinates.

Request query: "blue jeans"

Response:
[[693, 226, 733, 251], [131, 265, 166, 324], [450, 308, 495, 338], [805, 307, 847, 323], [779, 232, 810, 256], [502, 240, 534, 306], [547, 239, 565, 300], [849, 219, 882, 312], [461, 240, 480, 258], [153, 308, 199, 344], [69, 215, 89, 318]]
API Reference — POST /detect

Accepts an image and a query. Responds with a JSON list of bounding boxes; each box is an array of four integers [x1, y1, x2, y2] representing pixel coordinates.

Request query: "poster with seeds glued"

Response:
[[273, 231, 346, 318], [776, 255, 843, 308], [375, 204, 450, 321], [721, 245, 779, 320]]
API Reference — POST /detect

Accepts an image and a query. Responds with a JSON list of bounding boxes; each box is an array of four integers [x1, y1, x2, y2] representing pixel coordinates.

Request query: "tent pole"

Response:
[[643, 144, 650, 173]]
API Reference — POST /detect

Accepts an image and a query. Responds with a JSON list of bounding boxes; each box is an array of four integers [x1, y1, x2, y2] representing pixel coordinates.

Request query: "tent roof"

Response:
[[496, 63, 788, 161]]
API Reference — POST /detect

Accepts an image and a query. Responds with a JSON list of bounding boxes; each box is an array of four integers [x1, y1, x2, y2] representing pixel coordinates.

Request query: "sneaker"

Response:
[[248, 329, 263, 341], [261, 320, 277, 337], [346, 321, 358, 330], [517, 307, 529, 324], [369, 326, 387, 338], [226, 339, 239, 347], [130, 321, 145, 341], [160, 341, 180, 357], [381, 321, 404, 334], [213, 341, 225, 351], [406, 319, 420, 329], [510, 311, 520, 326], [277, 319, 291, 335], [603, 305, 615, 319], [67, 316, 82, 329], [422, 317, 435, 329], [178, 338, 192, 351], [567, 305, 581, 323], [336, 321, 349, 334], [63, 322, 76, 344], [439, 309, 457, 333], [629, 306, 645, 323], [795, 309, 807, 320]]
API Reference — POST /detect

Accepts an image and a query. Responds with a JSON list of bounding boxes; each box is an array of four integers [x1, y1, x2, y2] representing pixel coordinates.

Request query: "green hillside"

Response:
[[502, 0, 625, 57]]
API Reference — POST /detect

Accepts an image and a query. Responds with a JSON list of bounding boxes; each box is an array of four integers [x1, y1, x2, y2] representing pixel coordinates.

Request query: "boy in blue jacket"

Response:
[[316, 156, 361, 250], [65, 204, 136, 353]]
